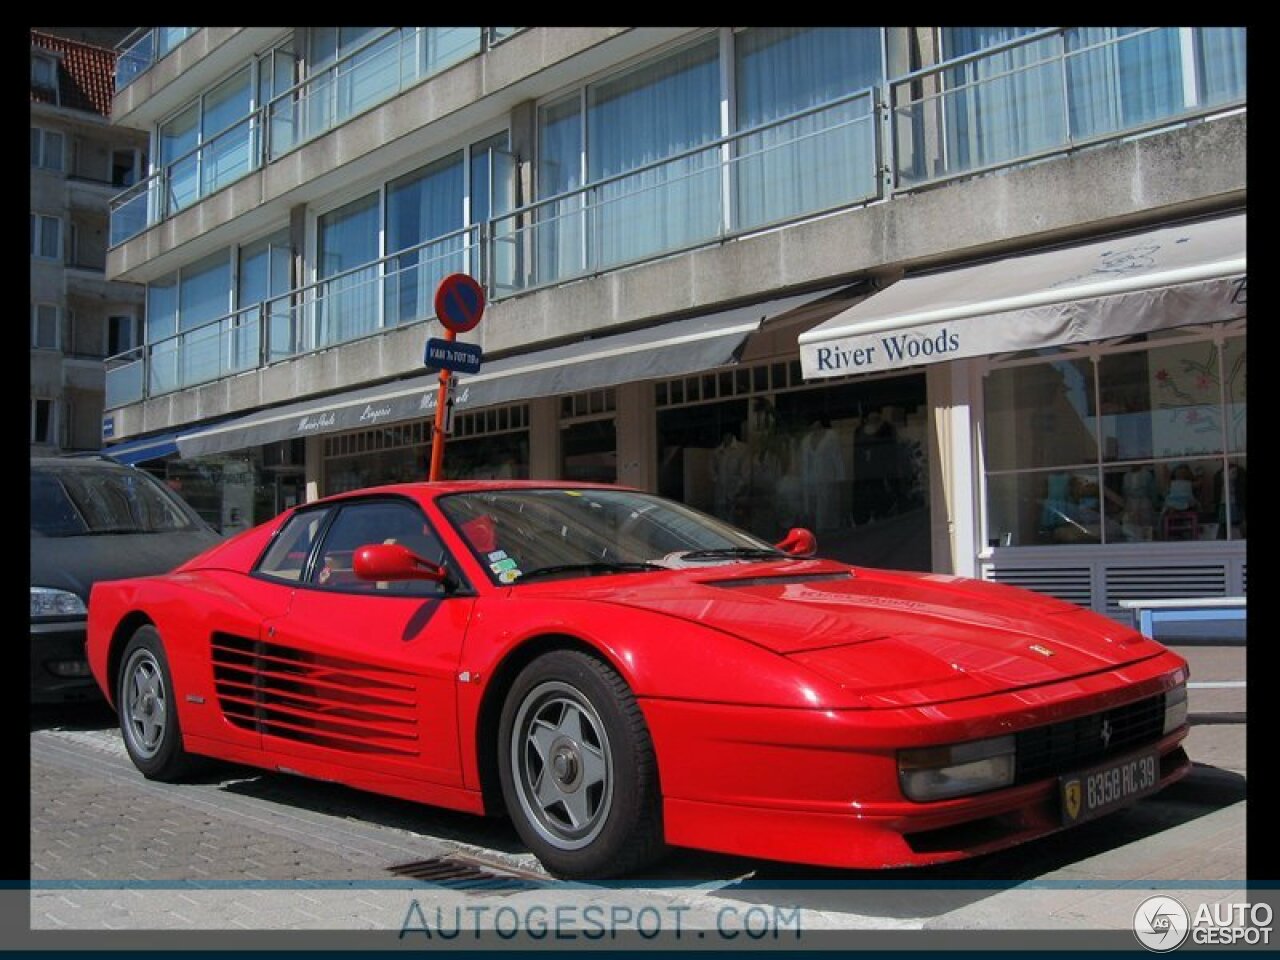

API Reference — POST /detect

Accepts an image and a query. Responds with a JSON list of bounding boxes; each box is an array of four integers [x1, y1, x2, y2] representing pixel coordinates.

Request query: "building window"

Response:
[[30, 127, 64, 171], [531, 29, 884, 287], [32, 304, 59, 350], [107, 315, 138, 356], [31, 53, 57, 93], [32, 398, 55, 444], [158, 66, 254, 214], [983, 330, 1246, 547], [656, 363, 930, 570], [111, 148, 146, 188], [30, 214, 61, 260], [239, 228, 294, 362], [323, 404, 530, 494]]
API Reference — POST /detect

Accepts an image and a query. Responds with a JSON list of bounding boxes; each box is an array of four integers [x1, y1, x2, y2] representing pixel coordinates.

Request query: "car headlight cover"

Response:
[[1163, 682, 1188, 735], [31, 587, 87, 618], [898, 734, 1016, 802]]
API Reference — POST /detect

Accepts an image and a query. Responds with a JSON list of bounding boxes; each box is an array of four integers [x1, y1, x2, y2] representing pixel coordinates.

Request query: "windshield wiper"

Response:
[[675, 547, 786, 561], [517, 561, 664, 582]]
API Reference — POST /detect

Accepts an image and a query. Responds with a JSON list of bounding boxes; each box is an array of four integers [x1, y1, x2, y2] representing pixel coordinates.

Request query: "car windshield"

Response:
[[30, 464, 197, 537], [437, 488, 783, 584]]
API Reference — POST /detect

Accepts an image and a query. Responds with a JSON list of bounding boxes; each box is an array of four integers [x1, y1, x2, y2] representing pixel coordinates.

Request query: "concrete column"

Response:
[[615, 380, 656, 492], [304, 434, 324, 501], [527, 395, 560, 480], [926, 359, 978, 577]]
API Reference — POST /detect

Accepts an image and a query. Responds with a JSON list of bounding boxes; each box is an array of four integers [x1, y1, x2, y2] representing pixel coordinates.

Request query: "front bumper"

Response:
[[645, 650, 1190, 869], [31, 619, 100, 703]]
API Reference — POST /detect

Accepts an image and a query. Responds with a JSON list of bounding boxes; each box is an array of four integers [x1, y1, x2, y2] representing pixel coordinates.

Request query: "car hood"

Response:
[[535, 560, 1163, 707], [30, 530, 223, 602]]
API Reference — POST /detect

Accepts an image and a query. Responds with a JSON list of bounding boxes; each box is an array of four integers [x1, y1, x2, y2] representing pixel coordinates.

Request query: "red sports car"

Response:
[[86, 481, 1190, 878]]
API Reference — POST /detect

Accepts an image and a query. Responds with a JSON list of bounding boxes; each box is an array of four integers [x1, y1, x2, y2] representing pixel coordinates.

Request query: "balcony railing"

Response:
[[115, 27, 197, 91], [110, 27, 484, 247], [104, 25, 1246, 411], [106, 226, 480, 407], [489, 88, 881, 297], [890, 26, 1247, 190]]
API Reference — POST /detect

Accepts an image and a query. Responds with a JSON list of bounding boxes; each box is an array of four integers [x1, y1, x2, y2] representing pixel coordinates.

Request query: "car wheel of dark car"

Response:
[[118, 626, 194, 782], [499, 649, 665, 879]]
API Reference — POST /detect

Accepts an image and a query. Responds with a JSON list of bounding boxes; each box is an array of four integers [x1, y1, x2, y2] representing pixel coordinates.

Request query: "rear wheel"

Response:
[[498, 650, 665, 878], [117, 626, 193, 781]]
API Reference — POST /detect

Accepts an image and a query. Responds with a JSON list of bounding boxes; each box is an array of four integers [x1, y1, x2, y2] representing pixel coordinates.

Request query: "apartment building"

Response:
[[100, 27, 1246, 615], [30, 29, 147, 455]]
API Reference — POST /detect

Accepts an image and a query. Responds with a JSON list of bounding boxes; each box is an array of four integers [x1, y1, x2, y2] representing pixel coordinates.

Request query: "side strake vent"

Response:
[[211, 632, 419, 756]]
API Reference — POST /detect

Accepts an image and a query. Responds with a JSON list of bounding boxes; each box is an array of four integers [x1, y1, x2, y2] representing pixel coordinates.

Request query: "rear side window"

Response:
[[30, 465, 196, 537], [257, 509, 331, 582]]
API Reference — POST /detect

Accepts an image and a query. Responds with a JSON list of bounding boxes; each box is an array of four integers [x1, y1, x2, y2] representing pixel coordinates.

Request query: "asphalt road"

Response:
[[23, 640, 1249, 946]]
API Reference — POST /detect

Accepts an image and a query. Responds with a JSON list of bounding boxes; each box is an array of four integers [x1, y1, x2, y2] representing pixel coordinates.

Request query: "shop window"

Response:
[[561, 419, 616, 484], [983, 333, 1246, 547], [655, 368, 930, 571]]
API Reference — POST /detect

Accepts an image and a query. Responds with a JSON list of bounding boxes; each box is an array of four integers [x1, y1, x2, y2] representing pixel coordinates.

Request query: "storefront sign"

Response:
[[801, 271, 1245, 379]]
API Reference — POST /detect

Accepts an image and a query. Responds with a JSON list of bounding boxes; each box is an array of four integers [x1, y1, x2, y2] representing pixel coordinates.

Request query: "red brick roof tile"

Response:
[[31, 30, 118, 116]]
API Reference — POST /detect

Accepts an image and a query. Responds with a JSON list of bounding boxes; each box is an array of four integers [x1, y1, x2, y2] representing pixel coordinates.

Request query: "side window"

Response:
[[257, 509, 331, 582], [309, 500, 448, 595]]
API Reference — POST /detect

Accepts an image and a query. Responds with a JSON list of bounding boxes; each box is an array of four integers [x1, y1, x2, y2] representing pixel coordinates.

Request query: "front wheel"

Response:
[[117, 625, 194, 782], [498, 650, 665, 878]]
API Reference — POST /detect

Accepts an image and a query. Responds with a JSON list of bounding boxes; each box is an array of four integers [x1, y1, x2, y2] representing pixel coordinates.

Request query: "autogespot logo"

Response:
[[1134, 895, 1191, 952]]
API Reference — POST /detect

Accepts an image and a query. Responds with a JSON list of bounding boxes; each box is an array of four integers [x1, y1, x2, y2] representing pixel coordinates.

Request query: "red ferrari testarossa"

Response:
[[87, 481, 1189, 878]]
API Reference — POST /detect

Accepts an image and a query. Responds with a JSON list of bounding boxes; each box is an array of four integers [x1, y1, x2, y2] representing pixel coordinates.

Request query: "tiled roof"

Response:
[[31, 30, 118, 116]]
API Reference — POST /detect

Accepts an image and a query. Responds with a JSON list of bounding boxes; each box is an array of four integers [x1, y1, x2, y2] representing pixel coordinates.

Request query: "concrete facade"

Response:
[[106, 111, 1246, 440], [30, 30, 148, 455]]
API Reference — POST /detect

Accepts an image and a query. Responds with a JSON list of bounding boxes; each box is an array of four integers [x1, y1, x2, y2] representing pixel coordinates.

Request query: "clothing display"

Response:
[[852, 413, 898, 524], [1121, 467, 1158, 527], [802, 424, 845, 531]]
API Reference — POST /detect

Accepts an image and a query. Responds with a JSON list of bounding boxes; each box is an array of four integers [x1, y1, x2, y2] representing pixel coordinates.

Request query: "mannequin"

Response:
[[802, 419, 845, 531], [711, 430, 748, 521], [853, 411, 898, 524], [1122, 465, 1157, 528]]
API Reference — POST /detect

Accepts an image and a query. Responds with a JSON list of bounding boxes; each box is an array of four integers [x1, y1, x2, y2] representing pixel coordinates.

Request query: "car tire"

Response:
[[117, 625, 193, 782], [498, 649, 665, 879]]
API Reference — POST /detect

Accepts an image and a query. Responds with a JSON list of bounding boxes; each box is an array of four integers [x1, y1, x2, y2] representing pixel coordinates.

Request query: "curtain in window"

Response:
[[160, 104, 199, 213], [146, 276, 179, 395], [179, 251, 232, 387], [941, 27, 1065, 175], [201, 68, 254, 197], [535, 95, 585, 285], [735, 27, 883, 231], [237, 228, 292, 368], [318, 193, 380, 348], [386, 154, 465, 328], [1196, 27, 1247, 108], [472, 132, 517, 292], [1067, 28, 1184, 141], [587, 37, 720, 268]]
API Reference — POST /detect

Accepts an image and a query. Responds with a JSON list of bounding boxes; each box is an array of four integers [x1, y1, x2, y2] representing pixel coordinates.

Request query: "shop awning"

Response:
[[175, 285, 853, 459], [798, 213, 1246, 380], [100, 430, 183, 465]]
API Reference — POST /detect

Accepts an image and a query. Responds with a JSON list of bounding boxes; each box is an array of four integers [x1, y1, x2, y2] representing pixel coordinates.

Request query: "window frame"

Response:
[[30, 213, 62, 260], [31, 126, 65, 172], [31, 397, 56, 445], [32, 303, 60, 350]]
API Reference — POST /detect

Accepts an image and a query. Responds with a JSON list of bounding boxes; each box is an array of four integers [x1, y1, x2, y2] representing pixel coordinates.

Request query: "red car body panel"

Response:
[[86, 480, 1191, 871]]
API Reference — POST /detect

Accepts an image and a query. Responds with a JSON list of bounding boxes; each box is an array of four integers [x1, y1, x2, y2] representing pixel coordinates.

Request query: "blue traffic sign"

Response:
[[433, 273, 486, 334], [424, 337, 483, 374]]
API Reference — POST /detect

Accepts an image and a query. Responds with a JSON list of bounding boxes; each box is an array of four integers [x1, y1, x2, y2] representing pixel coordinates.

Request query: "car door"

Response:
[[255, 496, 475, 789]]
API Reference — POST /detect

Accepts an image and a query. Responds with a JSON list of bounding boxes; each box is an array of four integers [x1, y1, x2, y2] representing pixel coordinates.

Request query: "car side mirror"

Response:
[[353, 543, 451, 585], [774, 527, 817, 557]]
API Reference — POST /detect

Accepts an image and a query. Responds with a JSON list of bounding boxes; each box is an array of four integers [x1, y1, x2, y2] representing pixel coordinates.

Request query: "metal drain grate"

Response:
[[387, 855, 544, 895]]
